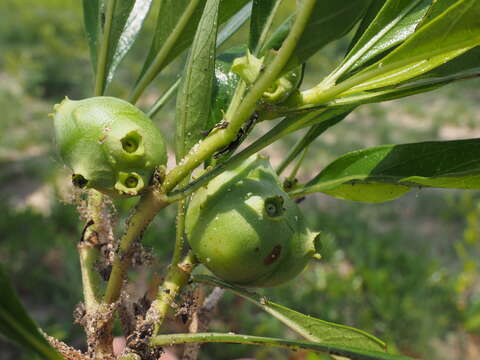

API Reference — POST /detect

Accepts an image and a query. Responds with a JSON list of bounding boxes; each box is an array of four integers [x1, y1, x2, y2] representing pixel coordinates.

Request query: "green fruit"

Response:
[[186, 155, 319, 287], [53, 96, 167, 197]]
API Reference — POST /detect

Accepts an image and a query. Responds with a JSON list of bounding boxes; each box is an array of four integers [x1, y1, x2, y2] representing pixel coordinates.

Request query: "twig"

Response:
[[182, 287, 224, 360]]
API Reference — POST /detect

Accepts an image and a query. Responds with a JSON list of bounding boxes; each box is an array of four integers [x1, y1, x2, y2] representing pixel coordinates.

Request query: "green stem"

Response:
[[147, 77, 181, 118], [163, 0, 317, 193], [286, 146, 308, 182], [129, 0, 203, 104], [172, 198, 186, 266], [146, 252, 198, 335], [167, 107, 335, 202], [103, 189, 168, 304], [94, 0, 117, 96], [79, 190, 105, 314], [150, 333, 409, 360]]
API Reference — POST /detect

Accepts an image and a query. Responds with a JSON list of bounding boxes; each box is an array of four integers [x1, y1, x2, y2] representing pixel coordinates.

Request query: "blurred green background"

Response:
[[1, 0, 480, 359]]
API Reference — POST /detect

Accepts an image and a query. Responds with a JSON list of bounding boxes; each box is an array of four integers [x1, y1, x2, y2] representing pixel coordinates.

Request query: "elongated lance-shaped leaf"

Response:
[[0, 265, 64, 360], [330, 0, 432, 82], [290, 138, 480, 203], [346, 0, 388, 54], [264, 1, 372, 72], [106, 0, 153, 85], [82, 0, 101, 74], [416, 0, 461, 29], [193, 275, 386, 352], [148, 2, 252, 119], [249, 0, 282, 55], [340, 0, 480, 95], [277, 109, 354, 175], [328, 45, 480, 108], [151, 333, 416, 360], [137, 0, 250, 85], [175, 0, 220, 161]]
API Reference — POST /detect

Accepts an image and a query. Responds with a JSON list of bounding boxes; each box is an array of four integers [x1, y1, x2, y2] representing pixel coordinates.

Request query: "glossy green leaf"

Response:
[[346, 0, 388, 53], [106, 0, 153, 85], [208, 47, 244, 134], [330, 46, 480, 107], [249, 0, 281, 54], [0, 265, 64, 360], [94, 0, 152, 94], [416, 0, 460, 28], [193, 274, 386, 352], [335, 0, 432, 79], [292, 138, 480, 203], [290, 1, 372, 70], [139, 0, 250, 81], [82, 0, 101, 73], [175, 0, 220, 160], [342, 0, 480, 95], [151, 333, 416, 360], [261, 1, 371, 70]]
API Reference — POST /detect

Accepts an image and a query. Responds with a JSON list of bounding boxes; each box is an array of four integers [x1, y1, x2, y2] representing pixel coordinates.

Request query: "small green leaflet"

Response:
[[291, 138, 480, 203], [0, 265, 64, 360], [193, 274, 386, 352]]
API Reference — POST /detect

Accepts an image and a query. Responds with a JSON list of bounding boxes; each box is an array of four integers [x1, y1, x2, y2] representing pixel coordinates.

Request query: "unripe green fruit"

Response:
[[186, 155, 319, 287], [53, 96, 167, 197]]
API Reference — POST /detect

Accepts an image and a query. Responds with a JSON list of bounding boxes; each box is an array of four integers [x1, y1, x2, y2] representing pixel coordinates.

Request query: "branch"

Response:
[[163, 0, 318, 193]]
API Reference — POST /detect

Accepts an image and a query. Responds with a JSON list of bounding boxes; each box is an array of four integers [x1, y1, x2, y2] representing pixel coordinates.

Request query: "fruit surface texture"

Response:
[[53, 96, 167, 197], [186, 155, 318, 287]]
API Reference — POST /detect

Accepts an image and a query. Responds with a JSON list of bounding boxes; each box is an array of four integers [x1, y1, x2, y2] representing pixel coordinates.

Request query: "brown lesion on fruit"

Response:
[[264, 245, 282, 265]]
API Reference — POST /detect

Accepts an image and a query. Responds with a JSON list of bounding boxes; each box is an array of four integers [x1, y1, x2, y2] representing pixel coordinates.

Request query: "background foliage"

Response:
[[0, 0, 479, 359]]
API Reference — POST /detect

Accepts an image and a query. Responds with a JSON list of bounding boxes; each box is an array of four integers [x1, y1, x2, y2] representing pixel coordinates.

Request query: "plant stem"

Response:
[[103, 189, 168, 304], [147, 77, 181, 118], [172, 198, 186, 266], [286, 146, 308, 182], [79, 191, 105, 314], [146, 251, 198, 335], [167, 107, 336, 202], [94, 0, 116, 96], [129, 0, 203, 104], [163, 0, 317, 193]]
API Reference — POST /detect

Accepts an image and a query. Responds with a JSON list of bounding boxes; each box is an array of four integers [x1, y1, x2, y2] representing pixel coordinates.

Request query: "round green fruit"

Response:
[[53, 96, 167, 197], [185, 155, 319, 287]]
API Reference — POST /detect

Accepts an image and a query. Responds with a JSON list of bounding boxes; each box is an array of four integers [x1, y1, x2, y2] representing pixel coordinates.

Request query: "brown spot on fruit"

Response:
[[264, 245, 281, 265]]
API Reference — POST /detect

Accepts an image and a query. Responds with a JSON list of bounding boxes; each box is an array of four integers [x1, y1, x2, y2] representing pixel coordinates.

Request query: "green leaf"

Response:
[[289, 1, 372, 70], [335, 0, 432, 80], [94, 0, 152, 95], [249, 0, 281, 54], [346, 0, 388, 53], [342, 0, 480, 95], [151, 333, 415, 360], [261, 1, 372, 70], [416, 0, 460, 29], [106, 0, 153, 85], [292, 138, 480, 203], [193, 274, 386, 352], [0, 265, 64, 360], [82, 0, 101, 74], [175, 0, 220, 160]]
